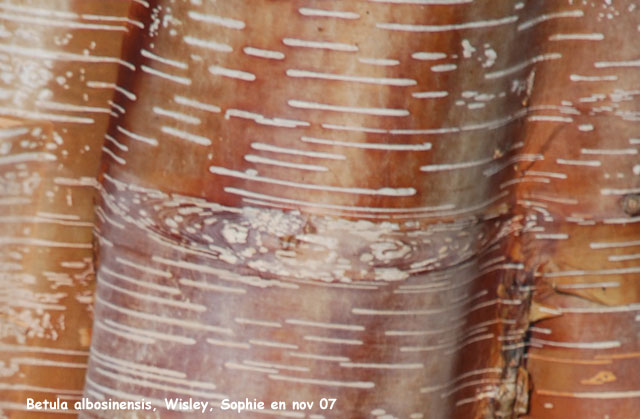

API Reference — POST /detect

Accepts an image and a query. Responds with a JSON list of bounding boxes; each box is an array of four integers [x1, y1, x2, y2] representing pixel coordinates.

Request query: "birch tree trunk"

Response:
[[1, 1, 639, 418], [0, 1, 128, 416]]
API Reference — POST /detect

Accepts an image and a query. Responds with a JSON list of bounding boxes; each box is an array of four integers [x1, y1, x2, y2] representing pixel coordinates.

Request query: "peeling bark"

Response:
[[1, 1, 639, 418]]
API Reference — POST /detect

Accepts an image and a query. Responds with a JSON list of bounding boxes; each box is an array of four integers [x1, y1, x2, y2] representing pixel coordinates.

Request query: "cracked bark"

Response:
[[1, 1, 639, 418]]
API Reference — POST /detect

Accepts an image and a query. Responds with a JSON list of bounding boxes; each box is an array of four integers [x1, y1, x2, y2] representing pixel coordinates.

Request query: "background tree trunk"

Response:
[[0, 1, 128, 416], [1, 1, 639, 418]]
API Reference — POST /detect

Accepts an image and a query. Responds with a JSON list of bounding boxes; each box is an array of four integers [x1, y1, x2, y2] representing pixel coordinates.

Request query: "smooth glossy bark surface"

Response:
[[0, 1, 129, 417], [1, 1, 639, 418]]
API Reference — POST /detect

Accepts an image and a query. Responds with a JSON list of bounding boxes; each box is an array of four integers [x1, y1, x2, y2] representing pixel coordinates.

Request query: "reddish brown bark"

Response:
[[0, 1, 129, 417], [1, 1, 639, 418]]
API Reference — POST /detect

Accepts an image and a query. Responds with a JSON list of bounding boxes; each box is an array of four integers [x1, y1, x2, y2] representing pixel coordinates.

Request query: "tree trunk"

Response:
[[0, 1, 128, 416], [1, 1, 639, 418]]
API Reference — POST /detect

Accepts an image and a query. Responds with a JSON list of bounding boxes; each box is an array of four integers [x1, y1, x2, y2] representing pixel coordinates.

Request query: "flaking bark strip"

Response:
[[488, 265, 534, 419]]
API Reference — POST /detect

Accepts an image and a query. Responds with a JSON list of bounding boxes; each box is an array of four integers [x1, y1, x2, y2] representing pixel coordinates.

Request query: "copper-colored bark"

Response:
[[1, 1, 639, 418], [0, 1, 129, 417]]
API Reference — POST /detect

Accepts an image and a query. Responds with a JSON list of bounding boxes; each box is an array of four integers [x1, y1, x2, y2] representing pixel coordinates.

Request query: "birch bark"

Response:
[[0, 1, 639, 418]]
